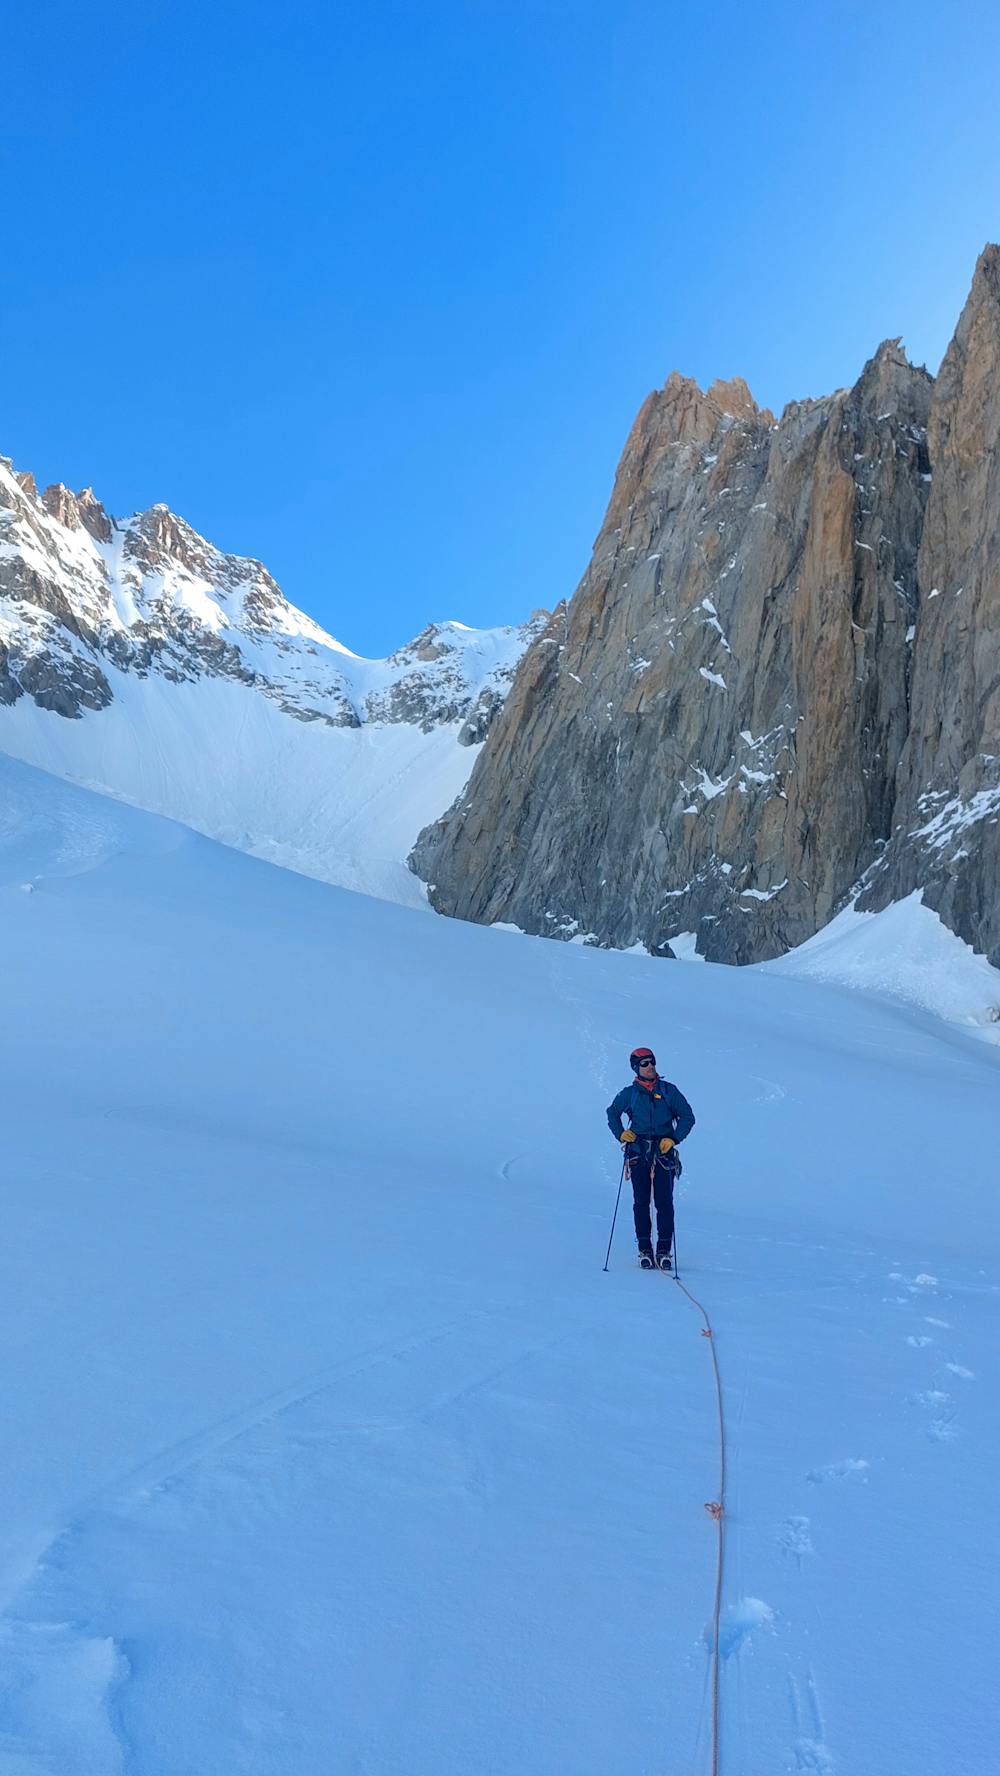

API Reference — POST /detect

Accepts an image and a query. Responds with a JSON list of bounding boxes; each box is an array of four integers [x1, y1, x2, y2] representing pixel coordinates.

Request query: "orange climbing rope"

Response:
[[672, 1272, 727, 1776]]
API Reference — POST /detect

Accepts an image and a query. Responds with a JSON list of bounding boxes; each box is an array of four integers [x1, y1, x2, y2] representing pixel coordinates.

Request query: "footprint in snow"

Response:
[[806, 1458, 869, 1485], [925, 1316, 951, 1328], [708, 1597, 775, 1659], [908, 1389, 951, 1409], [793, 1735, 835, 1771], [906, 1390, 959, 1442], [777, 1517, 813, 1563], [946, 1363, 975, 1380], [906, 1335, 934, 1347]]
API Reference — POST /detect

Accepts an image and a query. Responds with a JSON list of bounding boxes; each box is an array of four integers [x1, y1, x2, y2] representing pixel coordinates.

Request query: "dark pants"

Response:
[[629, 1138, 677, 1250]]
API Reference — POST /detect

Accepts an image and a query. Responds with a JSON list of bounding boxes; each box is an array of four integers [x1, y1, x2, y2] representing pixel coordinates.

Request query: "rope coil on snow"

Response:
[[672, 1272, 727, 1776]]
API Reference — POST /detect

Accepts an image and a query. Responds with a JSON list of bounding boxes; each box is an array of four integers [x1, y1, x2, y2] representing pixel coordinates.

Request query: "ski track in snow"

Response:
[[0, 1305, 596, 1770], [110, 1310, 493, 1503], [27, 1301, 592, 1597], [789, 1669, 835, 1773]]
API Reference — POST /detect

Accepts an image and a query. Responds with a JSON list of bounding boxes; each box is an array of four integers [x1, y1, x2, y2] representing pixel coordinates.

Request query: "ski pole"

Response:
[[672, 1180, 680, 1280], [602, 1151, 628, 1271]]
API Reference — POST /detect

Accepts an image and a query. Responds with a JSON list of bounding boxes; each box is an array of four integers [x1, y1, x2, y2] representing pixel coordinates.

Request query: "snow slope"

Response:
[[0, 672, 484, 908], [763, 891, 1000, 1042], [1, 752, 998, 1775]]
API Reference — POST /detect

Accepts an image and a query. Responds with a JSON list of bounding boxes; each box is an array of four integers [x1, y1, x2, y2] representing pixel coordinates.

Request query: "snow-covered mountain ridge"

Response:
[[0, 456, 545, 902]]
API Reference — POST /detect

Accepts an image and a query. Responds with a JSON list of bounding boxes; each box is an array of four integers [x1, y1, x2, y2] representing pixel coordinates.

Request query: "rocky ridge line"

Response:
[[0, 464, 544, 736]]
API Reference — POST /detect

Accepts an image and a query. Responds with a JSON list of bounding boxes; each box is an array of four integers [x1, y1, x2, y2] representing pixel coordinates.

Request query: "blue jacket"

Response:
[[606, 1076, 696, 1143]]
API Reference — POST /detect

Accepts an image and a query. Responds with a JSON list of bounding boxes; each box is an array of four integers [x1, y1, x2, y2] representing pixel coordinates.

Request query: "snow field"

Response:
[[0, 754, 997, 1774], [764, 892, 1000, 1042], [0, 673, 481, 909]]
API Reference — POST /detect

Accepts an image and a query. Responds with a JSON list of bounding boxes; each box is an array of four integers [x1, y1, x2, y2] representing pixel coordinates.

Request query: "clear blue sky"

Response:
[[3, 1, 999, 655]]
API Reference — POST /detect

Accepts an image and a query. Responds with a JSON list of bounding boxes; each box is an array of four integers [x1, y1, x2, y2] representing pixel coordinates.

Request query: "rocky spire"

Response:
[[859, 245, 1000, 960], [410, 255, 1000, 963], [39, 482, 113, 544]]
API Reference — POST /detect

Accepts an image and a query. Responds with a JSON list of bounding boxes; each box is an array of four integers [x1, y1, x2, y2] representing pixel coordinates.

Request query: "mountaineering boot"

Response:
[[638, 1245, 655, 1269], [656, 1246, 673, 1272]]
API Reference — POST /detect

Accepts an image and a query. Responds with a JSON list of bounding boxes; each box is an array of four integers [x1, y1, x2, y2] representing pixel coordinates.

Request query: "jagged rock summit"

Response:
[[0, 465, 542, 732], [0, 459, 545, 903], [413, 248, 1000, 967]]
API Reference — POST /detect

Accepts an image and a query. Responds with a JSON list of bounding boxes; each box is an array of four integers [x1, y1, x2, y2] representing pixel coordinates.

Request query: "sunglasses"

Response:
[[637, 1057, 656, 1067]]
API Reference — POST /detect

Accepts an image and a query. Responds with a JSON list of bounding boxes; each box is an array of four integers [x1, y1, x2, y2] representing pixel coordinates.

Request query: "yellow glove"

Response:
[[619, 1129, 637, 1144], [659, 1137, 675, 1155]]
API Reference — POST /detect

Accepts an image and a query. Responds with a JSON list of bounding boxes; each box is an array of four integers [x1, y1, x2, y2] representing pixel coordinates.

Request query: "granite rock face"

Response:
[[414, 252, 999, 965], [859, 247, 1000, 961]]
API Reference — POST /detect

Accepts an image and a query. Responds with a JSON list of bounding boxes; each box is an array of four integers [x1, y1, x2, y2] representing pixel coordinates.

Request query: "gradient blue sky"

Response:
[[4, 0, 999, 654]]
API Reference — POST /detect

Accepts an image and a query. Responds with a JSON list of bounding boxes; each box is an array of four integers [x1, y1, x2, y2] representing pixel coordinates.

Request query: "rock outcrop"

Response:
[[414, 250, 999, 966]]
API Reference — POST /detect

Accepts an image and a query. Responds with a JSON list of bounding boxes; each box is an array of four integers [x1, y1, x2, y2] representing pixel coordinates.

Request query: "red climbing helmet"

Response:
[[629, 1047, 656, 1073]]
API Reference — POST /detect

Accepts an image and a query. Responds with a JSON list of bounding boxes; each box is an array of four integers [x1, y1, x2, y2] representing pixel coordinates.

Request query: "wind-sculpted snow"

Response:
[[0, 754, 997, 1773]]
